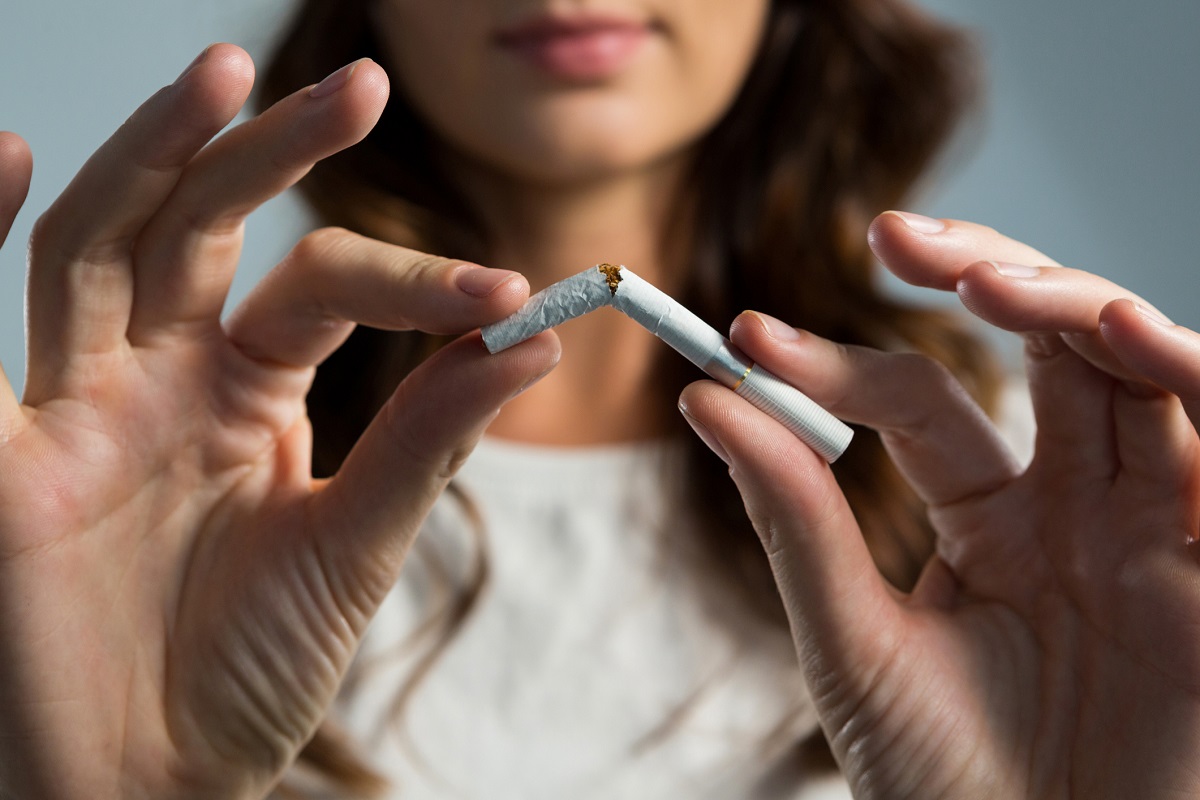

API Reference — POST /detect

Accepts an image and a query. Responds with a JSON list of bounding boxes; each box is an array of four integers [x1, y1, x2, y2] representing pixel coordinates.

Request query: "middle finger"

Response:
[[23, 45, 253, 401], [960, 261, 1192, 481], [127, 59, 389, 338], [955, 260, 1161, 379]]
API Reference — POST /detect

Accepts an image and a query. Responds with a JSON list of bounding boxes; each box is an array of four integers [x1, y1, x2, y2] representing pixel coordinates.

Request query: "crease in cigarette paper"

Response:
[[480, 266, 613, 352]]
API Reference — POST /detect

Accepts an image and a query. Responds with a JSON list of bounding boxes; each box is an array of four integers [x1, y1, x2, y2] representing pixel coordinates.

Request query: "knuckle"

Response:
[[29, 206, 124, 269], [381, 385, 474, 484], [895, 351, 955, 391], [1024, 332, 1069, 360], [820, 340, 862, 407], [380, 388, 438, 474], [442, 443, 474, 480], [743, 502, 784, 557], [29, 206, 65, 257], [167, 198, 245, 239], [290, 226, 356, 267], [883, 352, 960, 433], [393, 251, 460, 287], [281, 227, 361, 292]]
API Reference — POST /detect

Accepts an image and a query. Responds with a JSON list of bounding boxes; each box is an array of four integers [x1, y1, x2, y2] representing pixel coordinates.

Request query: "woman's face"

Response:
[[372, 0, 770, 185]]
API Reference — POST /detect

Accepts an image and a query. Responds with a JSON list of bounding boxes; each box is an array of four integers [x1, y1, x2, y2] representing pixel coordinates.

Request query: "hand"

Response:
[[0, 46, 558, 799], [679, 212, 1200, 798]]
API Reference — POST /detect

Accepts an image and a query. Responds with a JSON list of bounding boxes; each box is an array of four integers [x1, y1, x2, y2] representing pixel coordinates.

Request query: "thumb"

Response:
[[678, 380, 901, 684], [306, 331, 560, 604]]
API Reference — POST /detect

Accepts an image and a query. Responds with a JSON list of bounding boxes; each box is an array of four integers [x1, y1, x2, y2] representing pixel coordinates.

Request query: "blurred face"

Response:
[[372, 0, 770, 185]]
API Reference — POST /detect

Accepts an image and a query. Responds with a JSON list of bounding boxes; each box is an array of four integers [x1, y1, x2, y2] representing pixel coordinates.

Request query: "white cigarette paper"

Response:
[[480, 266, 613, 352], [481, 265, 853, 462]]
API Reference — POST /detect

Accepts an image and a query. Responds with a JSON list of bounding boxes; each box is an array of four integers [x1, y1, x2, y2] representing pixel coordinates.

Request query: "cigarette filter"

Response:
[[481, 264, 853, 462]]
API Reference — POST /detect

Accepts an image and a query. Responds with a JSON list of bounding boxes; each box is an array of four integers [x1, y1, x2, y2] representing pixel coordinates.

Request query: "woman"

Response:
[[1, 0, 1199, 798], [262, 1, 1002, 795]]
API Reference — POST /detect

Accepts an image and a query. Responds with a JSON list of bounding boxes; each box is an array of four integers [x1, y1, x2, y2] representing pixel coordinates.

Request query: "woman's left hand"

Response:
[[679, 212, 1200, 798]]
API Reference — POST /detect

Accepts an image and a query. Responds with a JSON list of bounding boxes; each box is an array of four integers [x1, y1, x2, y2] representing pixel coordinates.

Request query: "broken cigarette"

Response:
[[481, 264, 853, 462]]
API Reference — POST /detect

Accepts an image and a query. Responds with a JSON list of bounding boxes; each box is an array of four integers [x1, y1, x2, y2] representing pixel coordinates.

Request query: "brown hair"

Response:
[[259, 0, 999, 793]]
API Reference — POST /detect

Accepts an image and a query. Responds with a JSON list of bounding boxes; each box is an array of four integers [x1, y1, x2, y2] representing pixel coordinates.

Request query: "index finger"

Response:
[[868, 211, 1062, 291], [224, 229, 530, 369]]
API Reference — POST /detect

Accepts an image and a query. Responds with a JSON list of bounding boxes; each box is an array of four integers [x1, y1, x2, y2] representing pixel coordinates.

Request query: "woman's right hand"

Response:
[[0, 45, 558, 799]]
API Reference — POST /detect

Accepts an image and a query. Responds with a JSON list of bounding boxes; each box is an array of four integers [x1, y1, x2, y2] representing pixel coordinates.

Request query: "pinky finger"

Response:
[[0, 362, 21, 440], [0, 132, 32, 249], [0, 134, 32, 434], [1100, 299, 1200, 430]]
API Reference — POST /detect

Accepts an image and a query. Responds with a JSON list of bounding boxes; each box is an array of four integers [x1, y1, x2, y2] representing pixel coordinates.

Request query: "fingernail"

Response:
[[309, 59, 363, 99], [679, 401, 731, 465], [1134, 302, 1173, 327], [176, 45, 212, 82], [747, 311, 801, 342], [991, 261, 1041, 278], [892, 210, 946, 234], [456, 266, 521, 298]]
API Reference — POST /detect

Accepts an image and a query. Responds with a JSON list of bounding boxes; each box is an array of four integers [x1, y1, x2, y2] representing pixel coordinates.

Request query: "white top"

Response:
[[303, 381, 1035, 800], [325, 437, 852, 800]]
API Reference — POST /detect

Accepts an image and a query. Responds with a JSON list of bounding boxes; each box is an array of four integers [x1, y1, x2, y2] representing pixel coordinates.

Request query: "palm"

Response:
[[864, 450, 1200, 797], [0, 336, 338, 793]]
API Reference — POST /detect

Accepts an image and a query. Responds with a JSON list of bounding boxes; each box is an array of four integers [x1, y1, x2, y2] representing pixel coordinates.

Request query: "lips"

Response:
[[494, 13, 654, 81]]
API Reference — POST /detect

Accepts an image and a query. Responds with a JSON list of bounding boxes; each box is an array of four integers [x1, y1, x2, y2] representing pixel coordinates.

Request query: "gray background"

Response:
[[2, 0, 1197, 393]]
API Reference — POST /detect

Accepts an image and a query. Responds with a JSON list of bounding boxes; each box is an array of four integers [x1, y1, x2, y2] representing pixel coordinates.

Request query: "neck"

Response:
[[449, 155, 693, 444], [457, 157, 690, 291]]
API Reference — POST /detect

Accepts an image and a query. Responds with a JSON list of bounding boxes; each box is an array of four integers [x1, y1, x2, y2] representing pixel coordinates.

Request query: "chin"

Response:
[[500, 141, 665, 186], [448, 98, 698, 187]]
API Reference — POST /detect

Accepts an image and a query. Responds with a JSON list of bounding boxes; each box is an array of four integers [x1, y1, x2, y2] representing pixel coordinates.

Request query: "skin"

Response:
[[372, 0, 770, 444], [0, 48, 558, 798], [682, 216, 1200, 796], [0, 1, 771, 790], [1, 5, 1199, 800], [374, 0, 767, 184]]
